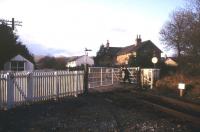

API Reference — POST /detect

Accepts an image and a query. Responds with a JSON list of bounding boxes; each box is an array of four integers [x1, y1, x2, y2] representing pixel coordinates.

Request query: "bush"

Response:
[[155, 74, 199, 96]]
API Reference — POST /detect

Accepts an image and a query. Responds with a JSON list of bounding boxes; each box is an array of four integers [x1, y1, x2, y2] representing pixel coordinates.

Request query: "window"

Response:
[[132, 52, 136, 57], [11, 61, 25, 71]]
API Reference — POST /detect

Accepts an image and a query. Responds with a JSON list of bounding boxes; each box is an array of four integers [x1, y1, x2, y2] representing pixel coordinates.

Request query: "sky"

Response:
[[0, 0, 185, 57]]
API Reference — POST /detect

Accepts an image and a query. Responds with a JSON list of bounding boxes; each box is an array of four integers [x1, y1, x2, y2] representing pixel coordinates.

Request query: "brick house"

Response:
[[94, 40, 122, 67], [95, 36, 162, 68]]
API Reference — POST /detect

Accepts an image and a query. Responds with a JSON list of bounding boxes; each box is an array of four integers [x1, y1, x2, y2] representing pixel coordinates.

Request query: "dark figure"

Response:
[[122, 68, 131, 83]]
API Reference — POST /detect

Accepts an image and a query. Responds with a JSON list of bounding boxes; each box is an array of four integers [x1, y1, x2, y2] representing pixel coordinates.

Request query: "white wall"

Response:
[[67, 55, 94, 67]]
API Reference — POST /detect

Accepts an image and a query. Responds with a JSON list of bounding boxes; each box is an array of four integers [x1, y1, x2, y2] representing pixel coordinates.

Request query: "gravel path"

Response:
[[0, 88, 198, 132]]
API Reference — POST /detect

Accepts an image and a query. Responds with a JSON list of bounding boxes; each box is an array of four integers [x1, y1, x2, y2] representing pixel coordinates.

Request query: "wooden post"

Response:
[[7, 73, 14, 109], [112, 68, 114, 85], [54, 71, 59, 99], [137, 68, 141, 88], [100, 68, 103, 86], [74, 71, 78, 97], [27, 72, 33, 102], [84, 64, 89, 94], [150, 69, 154, 89], [179, 89, 184, 97], [178, 83, 185, 97]]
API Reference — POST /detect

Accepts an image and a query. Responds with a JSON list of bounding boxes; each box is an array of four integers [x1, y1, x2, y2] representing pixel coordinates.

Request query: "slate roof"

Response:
[[66, 56, 80, 62], [7, 54, 32, 63], [106, 47, 122, 56], [66, 55, 94, 63], [117, 40, 162, 55]]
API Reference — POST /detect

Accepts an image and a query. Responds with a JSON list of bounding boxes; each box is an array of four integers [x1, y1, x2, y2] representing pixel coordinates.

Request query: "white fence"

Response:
[[88, 67, 121, 88], [0, 68, 160, 110], [141, 68, 160, 89], [0, 71, 84, 110], [88, 67, 160, 89]]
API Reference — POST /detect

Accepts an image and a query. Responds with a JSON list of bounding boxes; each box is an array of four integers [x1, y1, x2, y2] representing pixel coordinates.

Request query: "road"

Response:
[[0, 86, 198, 132]]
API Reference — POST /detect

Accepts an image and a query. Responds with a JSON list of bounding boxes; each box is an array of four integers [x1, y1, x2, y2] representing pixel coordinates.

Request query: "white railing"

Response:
[[0, 70, 84, 110], [88, 67, 120, 88]]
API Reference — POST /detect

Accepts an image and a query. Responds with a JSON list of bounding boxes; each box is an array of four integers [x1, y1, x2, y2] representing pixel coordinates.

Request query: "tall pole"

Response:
[[0, 18, 22, 30], [83, 48, 92, 95], [84, 64, 89, 95]]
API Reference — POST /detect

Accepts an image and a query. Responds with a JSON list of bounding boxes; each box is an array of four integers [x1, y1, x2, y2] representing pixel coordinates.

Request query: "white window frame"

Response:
[[11, 61, 25, 71]]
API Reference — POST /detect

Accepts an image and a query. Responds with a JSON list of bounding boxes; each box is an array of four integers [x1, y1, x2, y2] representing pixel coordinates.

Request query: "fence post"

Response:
[[7, 72, 14, 109], [150, 69, 154, 89], [74, 71, 79, 97], [84, 64, 89, 94], [100, 68, 103, 86], [54, 71, 59, 99], [27, 72, 33, 102], [112, 68, 114, 85], [88, 68, 90, 89], [137, 68, 141, 88]]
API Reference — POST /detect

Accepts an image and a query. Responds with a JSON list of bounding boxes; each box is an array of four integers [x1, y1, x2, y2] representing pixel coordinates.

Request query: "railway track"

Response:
[[102, 89, 200, 128]]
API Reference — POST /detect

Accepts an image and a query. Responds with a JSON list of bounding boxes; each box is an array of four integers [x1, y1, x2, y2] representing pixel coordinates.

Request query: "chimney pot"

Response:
[[135, 35, 142, 46], [106, 40, 110, 48]]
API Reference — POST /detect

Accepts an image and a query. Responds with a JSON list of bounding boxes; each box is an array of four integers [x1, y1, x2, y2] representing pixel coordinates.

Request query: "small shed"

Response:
[[66, 55, 94, 67], [4, 54, 34, 71]]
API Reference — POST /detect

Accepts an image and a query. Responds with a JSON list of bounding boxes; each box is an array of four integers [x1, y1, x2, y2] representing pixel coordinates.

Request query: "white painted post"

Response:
[[74, 71, 78, 97], [27, 72, 33, 102], [7, 73, 14, 109], [150, 69, 153, 89], [178, 83, 185, 97], [88, 68, 90, 89], [100, 68, 103, 86], [54, 71, 59, 99]]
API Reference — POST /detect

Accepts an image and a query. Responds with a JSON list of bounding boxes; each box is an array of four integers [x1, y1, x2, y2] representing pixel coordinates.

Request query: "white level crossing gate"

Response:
[[88, 67, 160, 89], [88, 67, 140, 88], [88, 67, 121, 88], [124, 67, 140, 84]]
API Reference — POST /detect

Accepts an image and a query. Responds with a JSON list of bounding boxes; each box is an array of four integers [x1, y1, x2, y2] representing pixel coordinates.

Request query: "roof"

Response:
[[10, 54, 31, 63], [117, 40, 162, 55], [165, 57, 178, 66], [66, 56, 80, 62], [106, 47, 122, 56], [67, 55, 94, 63]]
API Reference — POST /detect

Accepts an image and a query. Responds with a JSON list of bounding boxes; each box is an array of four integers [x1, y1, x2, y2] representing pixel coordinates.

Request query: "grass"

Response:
[[155, 74, 200, 99]]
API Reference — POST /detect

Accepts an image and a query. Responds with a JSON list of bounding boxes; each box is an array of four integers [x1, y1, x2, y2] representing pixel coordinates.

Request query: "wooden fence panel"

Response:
[[0, 70, 84, 110], [0, 73, 8, 109]]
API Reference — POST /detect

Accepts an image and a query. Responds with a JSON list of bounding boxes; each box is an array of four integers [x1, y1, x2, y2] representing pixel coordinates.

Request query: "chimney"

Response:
[[106, 40, 110, 49], [135, 35, 142, 46]]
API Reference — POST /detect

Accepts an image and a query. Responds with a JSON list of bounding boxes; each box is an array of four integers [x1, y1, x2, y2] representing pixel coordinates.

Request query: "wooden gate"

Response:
[[127, 67, 140, 84], [0, 71, 84, 110]]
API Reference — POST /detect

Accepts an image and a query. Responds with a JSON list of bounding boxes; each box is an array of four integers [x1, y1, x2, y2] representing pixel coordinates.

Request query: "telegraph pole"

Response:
[[0, 18, 22, 30]]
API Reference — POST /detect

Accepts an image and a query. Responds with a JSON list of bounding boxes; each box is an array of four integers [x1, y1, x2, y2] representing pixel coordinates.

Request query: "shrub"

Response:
[[155, 74, 192, 95]]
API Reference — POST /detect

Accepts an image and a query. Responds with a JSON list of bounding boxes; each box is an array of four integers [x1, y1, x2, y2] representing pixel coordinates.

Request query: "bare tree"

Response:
[[160, 9, 194, 59], [160, 5, 200, 74]]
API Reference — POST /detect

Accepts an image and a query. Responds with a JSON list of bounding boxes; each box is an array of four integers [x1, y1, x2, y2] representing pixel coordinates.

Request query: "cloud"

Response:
[[25, 43, 68, 56]]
